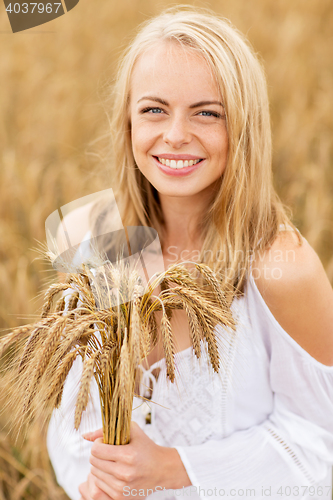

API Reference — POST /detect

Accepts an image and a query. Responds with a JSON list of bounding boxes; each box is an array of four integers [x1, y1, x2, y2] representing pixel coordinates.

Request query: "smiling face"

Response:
[[129, 41, 228, 201]]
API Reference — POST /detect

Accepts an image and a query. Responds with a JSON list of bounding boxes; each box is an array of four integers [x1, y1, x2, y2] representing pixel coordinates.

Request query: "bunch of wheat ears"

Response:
[[0, 258, 235, 445]]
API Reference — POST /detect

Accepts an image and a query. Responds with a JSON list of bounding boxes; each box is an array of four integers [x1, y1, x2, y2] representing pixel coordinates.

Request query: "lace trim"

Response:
[[264, 425, 315, 485], [220, 330, 237, 436]]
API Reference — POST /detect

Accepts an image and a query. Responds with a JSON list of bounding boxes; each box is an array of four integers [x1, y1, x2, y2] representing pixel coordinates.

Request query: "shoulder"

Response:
[[252, 230, 333, 366]]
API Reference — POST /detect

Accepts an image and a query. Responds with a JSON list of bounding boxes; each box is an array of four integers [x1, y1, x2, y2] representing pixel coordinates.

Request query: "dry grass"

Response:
[[0, 0, 332, 497], [0, 379, 69, 500]]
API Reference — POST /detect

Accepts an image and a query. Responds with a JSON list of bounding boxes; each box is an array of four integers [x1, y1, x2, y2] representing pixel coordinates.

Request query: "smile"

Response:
[[155, 157, 203, 169]]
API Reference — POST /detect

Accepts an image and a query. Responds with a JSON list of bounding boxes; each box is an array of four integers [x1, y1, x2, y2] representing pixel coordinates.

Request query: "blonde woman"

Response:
[[47, 7, 333, 500]]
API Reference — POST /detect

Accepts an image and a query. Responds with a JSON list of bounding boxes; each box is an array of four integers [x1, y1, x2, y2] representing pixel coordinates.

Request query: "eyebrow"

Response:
[[137, 96, 224, 108]]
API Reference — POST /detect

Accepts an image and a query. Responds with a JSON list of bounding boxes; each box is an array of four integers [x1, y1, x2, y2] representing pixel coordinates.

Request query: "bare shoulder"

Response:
[[252, 230, 333, 366]]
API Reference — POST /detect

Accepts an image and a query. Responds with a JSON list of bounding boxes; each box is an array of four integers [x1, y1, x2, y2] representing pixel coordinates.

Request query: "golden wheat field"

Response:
[[0, 0, 332, 497]]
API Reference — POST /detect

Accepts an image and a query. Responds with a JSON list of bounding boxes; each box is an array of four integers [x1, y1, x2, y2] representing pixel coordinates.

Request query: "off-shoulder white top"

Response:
[[47, 235, 333, 500]]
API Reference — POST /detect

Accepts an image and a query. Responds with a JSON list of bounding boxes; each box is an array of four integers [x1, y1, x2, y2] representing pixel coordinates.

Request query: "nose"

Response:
[[163, 114, 192, 149]]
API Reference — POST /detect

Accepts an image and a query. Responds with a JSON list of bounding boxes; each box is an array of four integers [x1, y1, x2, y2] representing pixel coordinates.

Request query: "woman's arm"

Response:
[[252, 230, 333, 365], [172, 232, 333, 497]]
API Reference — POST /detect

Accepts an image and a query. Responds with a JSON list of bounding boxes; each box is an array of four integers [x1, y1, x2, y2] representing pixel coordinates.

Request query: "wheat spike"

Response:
[[43, 321, 95, 378], [160, 314, 175, 382], [165, 286, 235, 329], [182, 301, 202, 359], [69, 274, 95, 308], [21, 317, 69, 417], [37, 316, 68, 377], [160, 279, 173, 320], [74, 351, 98, 430], [45, 349, 79, 408], [41, 283, 72, 318], [195, 263, 229, 308], [197, 314, 220, 373], [18, 326, 45, 374], [117, 335, 131, 403], [0, 325, 34, 359], [67, 291, 80, 312], [54, 296, 66, 313], [130, 299, 141, 365], [148, 311, 158, 348]]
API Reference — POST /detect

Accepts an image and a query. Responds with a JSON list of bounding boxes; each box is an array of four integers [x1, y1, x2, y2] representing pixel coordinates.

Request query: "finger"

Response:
[[94, 475, 120, 500], [78, 481, 92, 500], [91, 440, 124, 461], [90, 464, 125, 490], [90, 454, 118, 475], [90, 455, 131, 482], [88, 472, 113, 500], [82, 428, 104, 442]]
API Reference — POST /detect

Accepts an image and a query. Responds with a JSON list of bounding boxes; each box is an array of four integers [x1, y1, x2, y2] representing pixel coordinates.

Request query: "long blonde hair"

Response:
[[94, 5, 301, 295]]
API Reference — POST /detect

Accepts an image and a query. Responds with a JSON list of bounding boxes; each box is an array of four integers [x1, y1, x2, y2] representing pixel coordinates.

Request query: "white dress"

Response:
[[47, 243, 333, 500]]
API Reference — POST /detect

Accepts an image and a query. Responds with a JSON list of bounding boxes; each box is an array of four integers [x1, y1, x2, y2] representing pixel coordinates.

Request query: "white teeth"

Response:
[[157, 157, 202, 169]]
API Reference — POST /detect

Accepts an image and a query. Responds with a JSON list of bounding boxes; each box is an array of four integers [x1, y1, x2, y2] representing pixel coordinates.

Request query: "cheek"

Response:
[[131, 125, 153, 173], [132, 127, 160, 172], [214, 127, 228, 156], [131, 121, 154, 153]]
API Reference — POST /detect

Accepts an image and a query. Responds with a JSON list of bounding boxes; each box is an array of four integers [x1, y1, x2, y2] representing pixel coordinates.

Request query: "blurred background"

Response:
[[0, 0, 332, 497]]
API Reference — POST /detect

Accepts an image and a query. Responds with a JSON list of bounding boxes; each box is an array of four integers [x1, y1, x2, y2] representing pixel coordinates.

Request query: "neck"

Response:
[[159, 190, 213, 261]]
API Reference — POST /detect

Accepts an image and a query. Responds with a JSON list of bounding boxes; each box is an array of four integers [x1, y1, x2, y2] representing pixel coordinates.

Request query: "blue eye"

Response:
[[198, 110, 221, 118], [141, 107, 164, 114]]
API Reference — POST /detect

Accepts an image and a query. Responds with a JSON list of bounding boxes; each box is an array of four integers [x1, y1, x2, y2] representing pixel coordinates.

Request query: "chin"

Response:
[[156, 187, 203, 198]]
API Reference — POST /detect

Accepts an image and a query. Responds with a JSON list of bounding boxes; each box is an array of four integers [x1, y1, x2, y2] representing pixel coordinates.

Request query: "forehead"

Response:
[[130, 41, 220, 101]]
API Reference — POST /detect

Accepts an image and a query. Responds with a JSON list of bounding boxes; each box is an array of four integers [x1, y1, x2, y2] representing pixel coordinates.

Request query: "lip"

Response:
[[152, 155, 205, 176], [155, 154, 204, 160]]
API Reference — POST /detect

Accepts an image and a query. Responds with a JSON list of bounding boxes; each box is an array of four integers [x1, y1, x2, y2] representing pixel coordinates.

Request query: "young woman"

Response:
[[47, 7, 333, 500]]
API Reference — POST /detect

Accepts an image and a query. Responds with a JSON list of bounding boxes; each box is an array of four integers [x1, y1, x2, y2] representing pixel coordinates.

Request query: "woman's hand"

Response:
[[79, 472, 112, 500], [80, 421, 191, 500]]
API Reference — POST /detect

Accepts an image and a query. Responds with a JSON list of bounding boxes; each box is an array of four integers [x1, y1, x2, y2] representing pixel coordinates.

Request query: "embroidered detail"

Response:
[[220, 330, 237, 436], [133, 332, 237, 447], [264, 426, 315, 484]]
